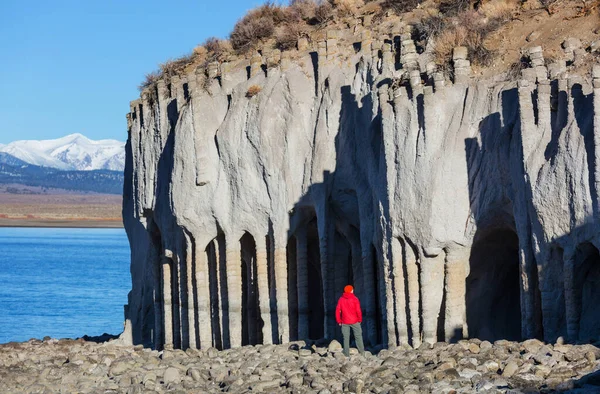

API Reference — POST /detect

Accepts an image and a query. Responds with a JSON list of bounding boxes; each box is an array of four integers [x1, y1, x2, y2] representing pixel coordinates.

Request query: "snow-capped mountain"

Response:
[[0, 134, 125, 171]]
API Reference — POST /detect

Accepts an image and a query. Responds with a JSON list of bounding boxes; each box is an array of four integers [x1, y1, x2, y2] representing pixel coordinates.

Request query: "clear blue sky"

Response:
[[0, 0, 271, 144]]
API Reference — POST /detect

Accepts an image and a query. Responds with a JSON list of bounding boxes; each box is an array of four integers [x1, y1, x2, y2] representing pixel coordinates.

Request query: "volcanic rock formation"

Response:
[[123, 25, 600, 351]]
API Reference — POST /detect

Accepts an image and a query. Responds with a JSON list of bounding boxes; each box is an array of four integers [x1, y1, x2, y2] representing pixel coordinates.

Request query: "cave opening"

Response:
[[575, 243, 600, 342], [307, 218, 324, 340], [466, 228, 521, 342], [240, 232, 261, 346]]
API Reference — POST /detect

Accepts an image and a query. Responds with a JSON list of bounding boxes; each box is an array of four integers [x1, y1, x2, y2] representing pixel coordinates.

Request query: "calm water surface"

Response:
[[0, 228, 130, 344]]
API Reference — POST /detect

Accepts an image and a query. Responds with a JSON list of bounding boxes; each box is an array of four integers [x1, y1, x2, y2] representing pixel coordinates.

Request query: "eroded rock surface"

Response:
[[124, 25, 600, 353], [3, 338, 600, 393]]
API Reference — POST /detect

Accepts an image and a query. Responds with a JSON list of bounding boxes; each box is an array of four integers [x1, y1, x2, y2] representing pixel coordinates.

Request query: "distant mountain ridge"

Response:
[[0, 133, 125, 171], [0, 162, 123, 195]]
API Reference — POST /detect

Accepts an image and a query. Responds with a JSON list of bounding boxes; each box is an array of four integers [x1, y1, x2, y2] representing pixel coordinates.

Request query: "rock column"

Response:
[[296, 229, 309, 340], [226, 242, 243, 348], [420, 251, 446, 345], [256, 241, 273, 344], [162, 255, 174, 348], [152, 251, 163, 349], [444, 248, 469, 342], [392, 238, 408, 346], [195, 241, 212, 349], [563, 253, 579, 342], [274, 240, 289, 344], [184, 233, 197, 349], [405, 243, 420, 348], [362, 246, 378, 347], [453, 47, 471, 85]]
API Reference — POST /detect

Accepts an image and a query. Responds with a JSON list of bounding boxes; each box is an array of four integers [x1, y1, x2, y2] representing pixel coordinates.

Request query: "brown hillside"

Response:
[[140, 0, 600, 89]]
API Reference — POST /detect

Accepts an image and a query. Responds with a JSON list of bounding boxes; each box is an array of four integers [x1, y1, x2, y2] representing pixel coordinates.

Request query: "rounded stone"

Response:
[[163, 367, 180, 384]]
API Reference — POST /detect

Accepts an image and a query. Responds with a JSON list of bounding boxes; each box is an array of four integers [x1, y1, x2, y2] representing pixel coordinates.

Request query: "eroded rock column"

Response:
[[380, 243, 395, 348], [563, 252, 578, 342], [420, 250, 446, 345], [184, 233, 197, 349], [362, 246, 378, 346], [296, 229, 309, 340], [444, 247, 469, 342], [391, 238, 408, 345], [195, 241, 212, 349], [226, 241, 243, 348], [161, 255, 173, 348], [405, 243, 421, 348], [274, 239, 289, 344], [256, 242, 273, 344]]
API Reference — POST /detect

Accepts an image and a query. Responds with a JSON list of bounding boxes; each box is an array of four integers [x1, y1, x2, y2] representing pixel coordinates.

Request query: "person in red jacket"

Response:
[[335, 285, 365, 356]]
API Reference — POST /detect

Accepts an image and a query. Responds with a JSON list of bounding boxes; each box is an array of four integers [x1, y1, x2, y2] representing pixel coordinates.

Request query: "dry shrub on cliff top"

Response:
[[203, 37, 225, 58], [332, 0, 362, 17], [433, 14, 496, 68], [413, 14, 447, 46], [312, 1, 335, 25], [290, 0, 318, 20], [431, 2, 517, 70], [380, 0, 420, 14], [438, 0, 471, 16], [231, 2, 294, 52], [160, 53, 195, 78], [199, 37, 233, 63], [276, 21, 307, 50], [479, 0, 518, 19], [139, 70, 161, 91]]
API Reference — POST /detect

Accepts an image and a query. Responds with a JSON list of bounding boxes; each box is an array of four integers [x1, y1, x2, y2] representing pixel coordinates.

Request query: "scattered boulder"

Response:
[[163, 367, 180, 384], [522, 338, 544, 354], [2, 337, 600, 393], [502, 360, 519, 378], [328, 340, 343, 353]]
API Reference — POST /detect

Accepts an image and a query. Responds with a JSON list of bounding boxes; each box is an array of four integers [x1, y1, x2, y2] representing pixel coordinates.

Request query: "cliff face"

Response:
[[123, 30, 600, 350]]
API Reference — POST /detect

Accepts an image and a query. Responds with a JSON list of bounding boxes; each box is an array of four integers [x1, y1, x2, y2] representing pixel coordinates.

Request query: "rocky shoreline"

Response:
[[2, 338, 600, 393]]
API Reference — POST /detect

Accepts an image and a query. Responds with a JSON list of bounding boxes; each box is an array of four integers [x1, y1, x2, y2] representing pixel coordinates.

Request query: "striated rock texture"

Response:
[[123, 30, 600, 352]]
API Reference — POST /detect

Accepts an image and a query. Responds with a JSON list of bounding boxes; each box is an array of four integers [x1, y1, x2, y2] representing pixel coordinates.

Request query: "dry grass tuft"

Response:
[[312, 1, 335, 25], [290, 0, 318, 20], [413, 14, 447, 46], [230, 2, 300, 53], [429, 1, 518, 71], [160, 53, 195, 79], [246, 85, 262, 97], [479, 0, 518, 19], [203, 37, 228, 60], [438, 0, 471, 16], [275, 21, 307, 50], [333, 0, 361, 17], [381, 0, 420, 14], [139, 70, 162, 91]]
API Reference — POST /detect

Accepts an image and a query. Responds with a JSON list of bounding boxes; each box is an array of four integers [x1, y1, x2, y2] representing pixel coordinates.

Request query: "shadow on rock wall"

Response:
[[282, 82, 387, 349], [464, 88, 538, 343]]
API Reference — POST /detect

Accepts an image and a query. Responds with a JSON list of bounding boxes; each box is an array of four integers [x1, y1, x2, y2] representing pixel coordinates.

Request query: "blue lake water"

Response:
[[0, 228, 130, 344]]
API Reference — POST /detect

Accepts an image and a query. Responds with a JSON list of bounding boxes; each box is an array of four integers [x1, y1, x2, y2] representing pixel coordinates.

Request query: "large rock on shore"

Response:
[[2, 337, 600, 393]]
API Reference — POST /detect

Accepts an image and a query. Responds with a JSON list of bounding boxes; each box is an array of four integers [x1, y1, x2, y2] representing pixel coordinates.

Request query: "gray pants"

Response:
[[341, 323, 365, 356]]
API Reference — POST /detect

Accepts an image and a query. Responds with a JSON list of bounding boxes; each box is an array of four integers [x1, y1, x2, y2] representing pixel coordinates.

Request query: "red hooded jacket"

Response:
[[335, 292, 363, 325]]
